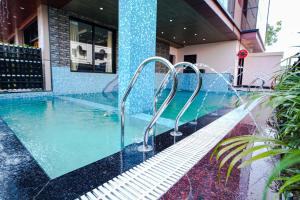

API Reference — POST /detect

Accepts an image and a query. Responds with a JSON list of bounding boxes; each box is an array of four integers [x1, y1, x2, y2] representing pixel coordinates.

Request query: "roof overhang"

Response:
[[2, 0, 241, 48], [62, 0, 241, 47], [0, 0, 71, 41], [241, 29, 265, 53]]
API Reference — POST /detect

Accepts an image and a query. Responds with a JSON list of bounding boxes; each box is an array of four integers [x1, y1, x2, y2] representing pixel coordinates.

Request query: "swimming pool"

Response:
[[0, 90, 237, 179]]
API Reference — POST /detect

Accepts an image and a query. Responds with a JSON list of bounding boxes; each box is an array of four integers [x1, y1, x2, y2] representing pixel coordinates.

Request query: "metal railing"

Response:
[[102, 75, 118, 94], [247, 77, 266, 92], [120, 56, 178, 152], [154, 62, 202, 137]]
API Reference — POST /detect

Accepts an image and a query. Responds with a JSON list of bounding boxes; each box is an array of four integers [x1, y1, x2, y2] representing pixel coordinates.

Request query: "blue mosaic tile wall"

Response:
[[52, 67, 117, 94], [118, 0, 157, 114], [0, 92, 53, 100], [156, 73, 233, 92]]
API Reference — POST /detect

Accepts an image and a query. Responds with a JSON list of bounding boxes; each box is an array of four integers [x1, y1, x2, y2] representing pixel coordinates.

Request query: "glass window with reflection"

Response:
[[70, 19, 115, 73], [94, 27, 113, 73]]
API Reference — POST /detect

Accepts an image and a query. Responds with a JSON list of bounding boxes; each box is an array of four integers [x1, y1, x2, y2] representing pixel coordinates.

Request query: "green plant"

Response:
[[265, 21, 282, 46], [212, 61, 300, 199]]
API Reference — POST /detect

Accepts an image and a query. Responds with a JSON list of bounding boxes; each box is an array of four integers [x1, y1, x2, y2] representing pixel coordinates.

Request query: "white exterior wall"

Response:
[[243, 52, 284, 87], [176, 41, 240, 74], [169, 46, 179, 64], [170, 41, 283, 88]]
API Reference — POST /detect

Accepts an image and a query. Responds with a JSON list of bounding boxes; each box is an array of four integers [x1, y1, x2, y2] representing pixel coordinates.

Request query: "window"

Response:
[[217, 0, 235, 18], [183, 54, 197, 73], [24, 20, 39, 47], [70, 19, 115, 73], [169, 54, 175, 64], [94, 26, 113, 73]]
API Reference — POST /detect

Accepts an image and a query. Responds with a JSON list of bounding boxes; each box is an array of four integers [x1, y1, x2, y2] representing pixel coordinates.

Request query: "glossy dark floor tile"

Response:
[[0, 119, 49, 200], [0, 107, 232, 200]]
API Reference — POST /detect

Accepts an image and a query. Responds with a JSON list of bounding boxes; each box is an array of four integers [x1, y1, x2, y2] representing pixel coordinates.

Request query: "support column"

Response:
[[118, 0, 157, 114], [37, 4, 52, 91], [14, 28, 24, 45]]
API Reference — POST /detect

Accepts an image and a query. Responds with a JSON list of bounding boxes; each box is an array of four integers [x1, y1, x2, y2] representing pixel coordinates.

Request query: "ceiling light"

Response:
[[169, 19, 173, 22], [20, 6, 25, 10], [99, 7, 104, 10], [173, 36, 176, 39], [184, 27, 187, 30], [194, 33, 198, 36], [161, 31, 164, 34], [202, 38, 206, 41]]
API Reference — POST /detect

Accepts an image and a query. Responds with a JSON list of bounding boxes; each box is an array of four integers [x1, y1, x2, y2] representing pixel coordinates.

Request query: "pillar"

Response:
[[14, 28, 24, 45], [118, 0, 157, 114], [37, 4, 52, 91]]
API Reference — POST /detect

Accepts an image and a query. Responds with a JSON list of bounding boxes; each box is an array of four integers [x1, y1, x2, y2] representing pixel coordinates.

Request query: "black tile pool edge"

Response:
[[0, 107, 232, 200], [0, 118, 49, 200]]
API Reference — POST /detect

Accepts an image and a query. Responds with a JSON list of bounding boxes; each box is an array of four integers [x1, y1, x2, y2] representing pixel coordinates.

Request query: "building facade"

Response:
[[0, 0, 282, 94]]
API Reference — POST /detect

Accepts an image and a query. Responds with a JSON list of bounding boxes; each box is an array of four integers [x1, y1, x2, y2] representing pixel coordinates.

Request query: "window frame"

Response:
[[69, 17, 117, 74]]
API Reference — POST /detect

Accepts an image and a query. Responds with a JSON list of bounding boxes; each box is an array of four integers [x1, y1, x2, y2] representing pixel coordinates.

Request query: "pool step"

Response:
[[131, 113, 180, 128], [76, 98, 261, 200], [58, 96, 176, 128], [58, 96, 117, 112]]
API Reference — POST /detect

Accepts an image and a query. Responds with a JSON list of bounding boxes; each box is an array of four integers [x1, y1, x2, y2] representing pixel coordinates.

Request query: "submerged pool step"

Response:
[[58, 96, 175, 128], [131, 113, 179, 128], [77, 99, 261, 200], [57, 96, 117, 112]]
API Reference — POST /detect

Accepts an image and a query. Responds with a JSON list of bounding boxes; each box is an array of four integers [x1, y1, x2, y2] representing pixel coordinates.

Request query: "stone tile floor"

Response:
[[162, 116, 277, 200]]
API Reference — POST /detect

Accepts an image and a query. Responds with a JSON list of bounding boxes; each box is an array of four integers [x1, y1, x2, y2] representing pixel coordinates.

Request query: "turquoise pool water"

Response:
[[69, 90, 237, 123], [0, 91, 237, 179]]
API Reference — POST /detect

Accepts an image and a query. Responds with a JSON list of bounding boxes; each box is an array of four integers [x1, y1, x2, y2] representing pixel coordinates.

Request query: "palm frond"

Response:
[[263, 151, 300, 199]]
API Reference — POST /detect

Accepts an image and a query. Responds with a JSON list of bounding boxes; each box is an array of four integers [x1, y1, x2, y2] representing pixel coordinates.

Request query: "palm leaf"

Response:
[[263, 151, 300, 199], [216, 140, 248, 161], [238, 149, 289, 169], [279, 174, 300, 193], [225, 144, 270, 182]]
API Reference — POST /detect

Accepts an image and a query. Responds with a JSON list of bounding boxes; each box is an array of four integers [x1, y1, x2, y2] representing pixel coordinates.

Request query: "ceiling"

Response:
[[63, 0, 238, 47], [1, 0, 238, 47], [64, 0, 118, 29], [0, 0, 71, 41]]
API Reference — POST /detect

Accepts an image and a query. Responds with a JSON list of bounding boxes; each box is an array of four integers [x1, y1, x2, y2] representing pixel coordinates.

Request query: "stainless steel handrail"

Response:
[[153, 71, 171, 113], [247, 77, 266, 92], [120, 56, 178, 152], [154, 62, 202, 137]]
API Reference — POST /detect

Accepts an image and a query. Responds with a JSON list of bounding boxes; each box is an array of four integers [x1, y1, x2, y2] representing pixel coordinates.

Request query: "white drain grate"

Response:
[[76, 99, 260, 200]]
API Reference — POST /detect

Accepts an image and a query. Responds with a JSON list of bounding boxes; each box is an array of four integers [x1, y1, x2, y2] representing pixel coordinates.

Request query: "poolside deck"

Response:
[[78, 99, 261, 200]]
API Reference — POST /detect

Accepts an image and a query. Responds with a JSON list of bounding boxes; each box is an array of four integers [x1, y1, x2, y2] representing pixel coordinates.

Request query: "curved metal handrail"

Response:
[[153, 71, 171, 113], [121, 56, 178, 152], [102, 75, 119, 94], [247, 77, 266, 92], [154, 62, 202, 137]]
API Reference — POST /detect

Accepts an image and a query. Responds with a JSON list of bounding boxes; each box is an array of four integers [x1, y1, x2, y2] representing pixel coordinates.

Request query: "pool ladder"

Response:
[[121, 57, 178, 152], [121, 57, 202, 152], [247, 77, 266, 92], [155, 62, 202, 137]]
